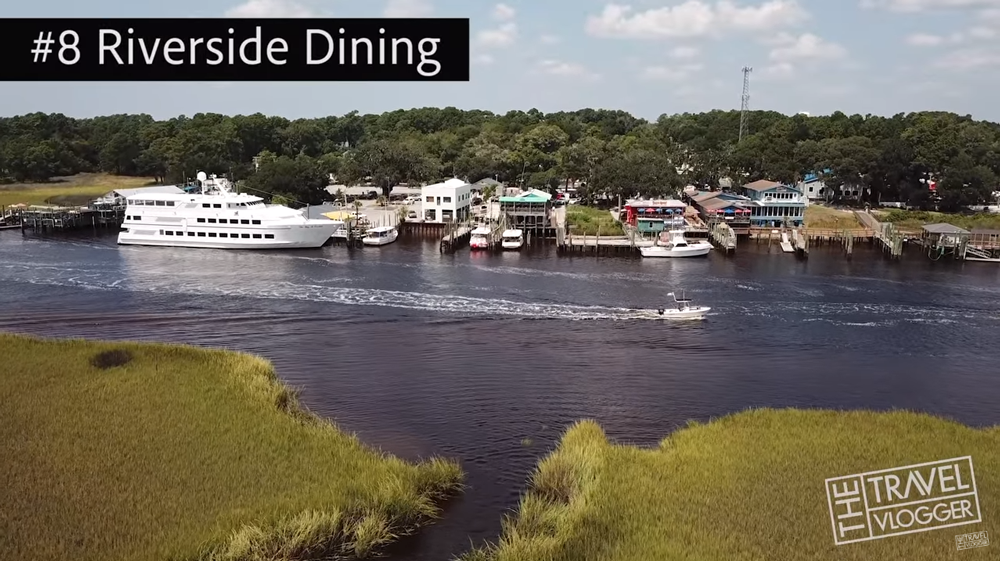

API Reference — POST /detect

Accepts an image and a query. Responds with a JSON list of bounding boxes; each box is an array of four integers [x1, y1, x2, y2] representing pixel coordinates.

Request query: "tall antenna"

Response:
[[739, 66, 752, 142]]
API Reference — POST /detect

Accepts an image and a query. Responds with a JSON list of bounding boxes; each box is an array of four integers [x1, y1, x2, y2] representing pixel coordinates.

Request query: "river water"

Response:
[[1, 231, 999, 559]]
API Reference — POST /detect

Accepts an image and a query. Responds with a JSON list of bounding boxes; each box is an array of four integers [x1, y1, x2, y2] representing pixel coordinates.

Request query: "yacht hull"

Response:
[[118, 222, 338, 249], [647, 306, 711, 319]]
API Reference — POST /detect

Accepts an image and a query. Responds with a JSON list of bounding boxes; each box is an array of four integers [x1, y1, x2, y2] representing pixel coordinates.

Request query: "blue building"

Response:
[[738, 180, 806, 227]]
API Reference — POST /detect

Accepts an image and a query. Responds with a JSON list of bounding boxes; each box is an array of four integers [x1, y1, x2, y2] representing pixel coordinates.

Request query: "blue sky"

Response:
[[2, 0, 1000, 121]]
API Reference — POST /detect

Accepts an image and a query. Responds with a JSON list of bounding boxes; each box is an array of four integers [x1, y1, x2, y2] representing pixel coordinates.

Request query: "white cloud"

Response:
[[932, 46, 1000, 68], [861, 0, 1000, 12], [473, 53, 495, 65], [584, 1, 807, 39], [225, 0, 315, 17], [383, 0, 433, 17], [477, 22, 517, 47], [762, 61, 794, 78], [669, 45, 699, 58], [536, 60, 600, 79], [640, 63, 703, 80], [493, 3, 516, 20], [768, 33, 847, 62], [540, 34, 560, 44], [906, 32, 948, 45]]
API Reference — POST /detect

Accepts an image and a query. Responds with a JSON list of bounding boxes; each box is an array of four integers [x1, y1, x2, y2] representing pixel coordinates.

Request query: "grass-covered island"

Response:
[[0, 333, 463, 561], [462, 409, 998, 561]]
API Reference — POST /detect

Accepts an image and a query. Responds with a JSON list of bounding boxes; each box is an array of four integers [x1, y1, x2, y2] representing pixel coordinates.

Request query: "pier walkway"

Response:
[[855, 210, 904, 258]]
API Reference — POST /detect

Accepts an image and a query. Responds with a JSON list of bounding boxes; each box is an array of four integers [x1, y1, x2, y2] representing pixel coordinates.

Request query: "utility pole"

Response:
[[739, 66, 752, 143]]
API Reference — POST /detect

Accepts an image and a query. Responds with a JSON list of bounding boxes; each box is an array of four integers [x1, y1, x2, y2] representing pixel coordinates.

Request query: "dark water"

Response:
[[1, 230, 999, 559]]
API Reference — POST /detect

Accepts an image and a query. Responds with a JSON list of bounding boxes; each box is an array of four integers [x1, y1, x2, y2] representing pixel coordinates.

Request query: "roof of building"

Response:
[[422, 177, 469, 190], [701, 197, 746, 210], [743, 180, 784, 191], [921, 223, 970, 234], [692, 191, 723, 203], [108, 186, 185, 197], [474, 177, 501, 186], [971, 228, 1000, 235], [500, 189, 552, 203], [625, 198, 686, 207]]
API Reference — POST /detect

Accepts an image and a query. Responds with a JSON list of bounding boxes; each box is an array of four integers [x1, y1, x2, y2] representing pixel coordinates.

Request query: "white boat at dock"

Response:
[[117, 171, 339, 249], [501, 229, 524, 250], [362, 226, 398, 246], [470, 226, 492, 249], [651, 291, 710, 319], [639, 229, 712, 258]]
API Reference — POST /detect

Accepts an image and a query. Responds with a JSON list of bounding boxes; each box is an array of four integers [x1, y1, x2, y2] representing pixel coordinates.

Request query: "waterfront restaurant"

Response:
[[686, 191, 753, 234], [738, 179, 807, 228], [621, 199, 687, 233]]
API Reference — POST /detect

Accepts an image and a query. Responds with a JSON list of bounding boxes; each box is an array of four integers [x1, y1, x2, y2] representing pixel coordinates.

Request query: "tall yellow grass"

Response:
[[0, 173, 155, 207], [460, 409, 998, 561], [0, 333, 463, 561]]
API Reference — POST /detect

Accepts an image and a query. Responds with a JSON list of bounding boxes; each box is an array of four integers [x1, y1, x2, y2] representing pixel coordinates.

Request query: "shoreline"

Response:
[[0, 333, 464, 561]]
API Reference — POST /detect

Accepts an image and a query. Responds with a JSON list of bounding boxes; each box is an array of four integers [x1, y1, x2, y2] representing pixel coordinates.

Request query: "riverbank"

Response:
[[0, 333, 463, 561], [461, 409, 997, 561], [0, 173, 155, 207]]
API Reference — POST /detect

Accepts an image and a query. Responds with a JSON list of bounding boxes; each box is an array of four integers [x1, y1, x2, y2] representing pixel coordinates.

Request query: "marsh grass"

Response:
[[566, 205, 624, 236], [0, 173, 156, 207], [0, 333, 463, 561], [804, 205, 861, 229], [877, 209, 1000, 232], [460, 409, 998, 561]]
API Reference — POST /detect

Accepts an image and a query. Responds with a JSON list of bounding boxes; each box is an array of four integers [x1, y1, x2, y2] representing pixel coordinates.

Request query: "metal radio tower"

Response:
[[739, 66, 752, 142]]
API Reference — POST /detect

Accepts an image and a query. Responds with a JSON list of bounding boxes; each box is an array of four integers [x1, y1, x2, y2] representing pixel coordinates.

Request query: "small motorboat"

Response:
[[652, 291, 710, 319], [501, 229, 524, 250], [470, 226, 492, 249], [640, 229, 712, 258], [362, 226, 398, 246]]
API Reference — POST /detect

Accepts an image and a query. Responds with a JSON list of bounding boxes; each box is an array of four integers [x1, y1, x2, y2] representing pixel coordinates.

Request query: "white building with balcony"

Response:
[[421, 178, 472, 223]]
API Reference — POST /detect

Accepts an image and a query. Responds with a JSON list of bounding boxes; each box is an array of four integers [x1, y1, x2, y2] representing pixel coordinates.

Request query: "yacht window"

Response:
[[252, 234, 262, 239], [154, 200, 165, 206], [213, 204, 221, 208], [241, 233, 250, 238], [264, 234, 274, 239], [197, 232, 206, 237], [165, 230, 173, 235], [207, 218, 216, 223], [197, 218, 205, 223], [202, 204, 210, 208], [187, 232, 195, 236], [208, 232, 217, 237], [166, 201, 174, 206], [219, 233, 228, 237], [251, 220, 261, 224], [240, 219, 249, 224]]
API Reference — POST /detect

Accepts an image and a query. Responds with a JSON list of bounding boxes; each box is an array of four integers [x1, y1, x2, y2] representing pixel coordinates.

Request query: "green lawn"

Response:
[[461, 409, 998, 561], [0, 173, 156, 207], [0, 333, 463, 561], [566, 205, 623, 236], [876, 209, 1000, 232]]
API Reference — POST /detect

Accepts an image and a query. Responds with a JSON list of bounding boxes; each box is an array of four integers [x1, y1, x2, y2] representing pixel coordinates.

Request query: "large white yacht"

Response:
[[117, 172, 339, 249]]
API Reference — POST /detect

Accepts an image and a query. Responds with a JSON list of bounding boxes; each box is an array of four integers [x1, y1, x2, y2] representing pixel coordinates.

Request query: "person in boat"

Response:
[[657, 308, 665, 315]]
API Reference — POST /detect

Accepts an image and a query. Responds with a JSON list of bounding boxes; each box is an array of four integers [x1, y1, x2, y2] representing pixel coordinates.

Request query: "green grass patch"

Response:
[[0, 333, 463, 561], [876, 209, 1000, 232], [566, 205, 623, 236], [804, 206, 862, 229], [0, 173, 156, 207], [460, 409, 998, 561]]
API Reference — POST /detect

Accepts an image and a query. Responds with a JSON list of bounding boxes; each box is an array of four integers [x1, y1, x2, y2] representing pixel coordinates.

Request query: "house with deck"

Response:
[[738, 180, 807, 228], [685, 190, 753, 235], [798, 170, 863, 201], [621, 199, 687, 234], [499, 189, 554, 234]]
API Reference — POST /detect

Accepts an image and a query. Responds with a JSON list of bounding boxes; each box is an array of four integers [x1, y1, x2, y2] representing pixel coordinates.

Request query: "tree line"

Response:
[[1, 107, 998, 211]]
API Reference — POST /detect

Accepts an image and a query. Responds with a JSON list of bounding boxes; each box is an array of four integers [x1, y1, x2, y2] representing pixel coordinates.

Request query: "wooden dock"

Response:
[[855, 210, 904, 258], [11, 205, 125, 232], [440, 224, 473, 253], [709, 222, 737, 253]]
